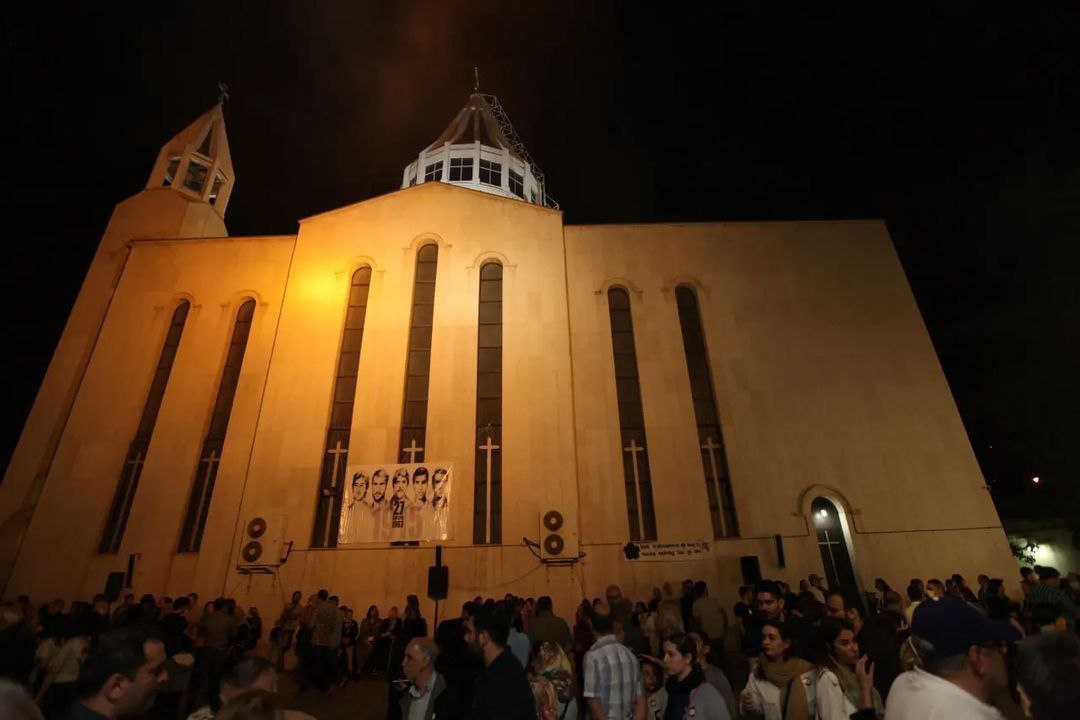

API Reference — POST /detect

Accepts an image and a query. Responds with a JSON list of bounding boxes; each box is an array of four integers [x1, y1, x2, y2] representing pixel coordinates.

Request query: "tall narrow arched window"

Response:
[[675, 285, 739, 537], [607, 288, 657, 540], [398, 244, 438, 465], [473, 261, 503, 544], [312, 267, 372, 548], [99, 301, 190, 554], [178, 299, 256, 552]]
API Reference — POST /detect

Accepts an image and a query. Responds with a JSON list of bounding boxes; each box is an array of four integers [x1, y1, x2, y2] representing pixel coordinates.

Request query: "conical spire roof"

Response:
[[423, 93, 520, 159], [148, 104, 236, 215], [404, 90, 557, 208], [153, 104, 233, 183]]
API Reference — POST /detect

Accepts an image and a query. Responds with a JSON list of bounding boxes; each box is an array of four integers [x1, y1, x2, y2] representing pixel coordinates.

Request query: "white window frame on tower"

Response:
[[508, 169, 523, 198], [162, 156, 182, 187], [424, 161, 444, 182], [208, 171, 228, 204], [182, 157, 211, 195], [479, 158, 502, 187], [449, 156, 474, 182]]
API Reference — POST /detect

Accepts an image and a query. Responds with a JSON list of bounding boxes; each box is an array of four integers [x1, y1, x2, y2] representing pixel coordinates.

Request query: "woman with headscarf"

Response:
[[738, 619, 814, 720], [534, 640, 578, 720], [661, 632, 730, 720], [531, 676, 559, 720], [814, 619, 882, 720]]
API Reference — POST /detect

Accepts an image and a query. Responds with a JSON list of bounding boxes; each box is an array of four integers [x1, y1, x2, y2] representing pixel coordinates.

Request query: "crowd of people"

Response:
[[0, 563, 1078, 720]]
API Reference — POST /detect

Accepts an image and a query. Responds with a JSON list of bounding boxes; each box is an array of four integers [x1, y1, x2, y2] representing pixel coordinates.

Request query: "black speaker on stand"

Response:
[[427, 545, 448, 628]]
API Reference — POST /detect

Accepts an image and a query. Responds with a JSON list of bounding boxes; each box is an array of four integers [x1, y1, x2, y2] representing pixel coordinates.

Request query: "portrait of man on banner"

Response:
[[339, 462, 452, 544]]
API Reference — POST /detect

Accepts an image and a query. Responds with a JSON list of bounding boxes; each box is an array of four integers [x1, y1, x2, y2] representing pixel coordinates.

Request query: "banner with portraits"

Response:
[[338, 463, 452, 544]]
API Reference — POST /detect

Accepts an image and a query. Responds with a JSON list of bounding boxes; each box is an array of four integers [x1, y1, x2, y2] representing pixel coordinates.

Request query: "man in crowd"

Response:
[[926, 578, 946, 600], [903, 582, 924, 626], [691, 581, 727, 645], [1015, 630, 1080, 720], [745, 580, 810, 657], [110, 596, 135, 627], [1026, 566, 1080, 625], [0, 600, 35, 684], [464, 603, 534, 720], [0, 679, 43, 720], [689, 632, 737, 719], [1020, 567, 1039, 599], [886, 597, 1020, 720], [435, 602, 481, 710], [951, 574, 978, 604], [583, 601, 645, 720], [1030, 604, 1068, 634], [398, 637, 465, 720], [65, 626, 168, 720], [160, 597, 192, 658], [327, 595, 345, 683], [301, 590, 335, 694], [501, 598, 530, 669], [732, 585, 754, 625], [679, 580, 696, 628], [89, 596, 111, 638], [186, 656, 276, 720], [527, 596, 572, 651], [806, 574, 827, 604], [195, 598, 236, 708], [606, 586, 634, 627]]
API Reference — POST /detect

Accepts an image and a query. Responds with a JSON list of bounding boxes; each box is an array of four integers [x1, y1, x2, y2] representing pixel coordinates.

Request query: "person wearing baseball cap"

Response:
[[885, 597, 1020, 720]]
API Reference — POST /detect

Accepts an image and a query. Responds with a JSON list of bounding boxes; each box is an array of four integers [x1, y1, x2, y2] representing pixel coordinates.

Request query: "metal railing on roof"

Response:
[[477, 93, 559, 210]]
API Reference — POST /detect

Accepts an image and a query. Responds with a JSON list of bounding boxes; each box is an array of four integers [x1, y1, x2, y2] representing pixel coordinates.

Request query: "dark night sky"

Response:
[[3, 3, 1079, 520]]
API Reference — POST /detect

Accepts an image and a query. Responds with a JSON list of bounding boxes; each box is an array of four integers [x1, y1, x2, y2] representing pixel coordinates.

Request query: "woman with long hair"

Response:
[[739, 620, 814, 720], [814, 619, 882, 720], [356, 605, 380, 676], [534, 641, 578, 720], [661, 632, 730, 720]]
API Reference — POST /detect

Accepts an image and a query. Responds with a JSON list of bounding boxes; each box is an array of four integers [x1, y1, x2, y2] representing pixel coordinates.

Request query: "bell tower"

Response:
[[0, 104, 237, 591]]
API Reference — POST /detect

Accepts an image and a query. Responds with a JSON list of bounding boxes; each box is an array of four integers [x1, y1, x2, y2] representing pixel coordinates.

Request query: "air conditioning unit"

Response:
[[237, 515, 285, 569], [540, 510, 566, 561]]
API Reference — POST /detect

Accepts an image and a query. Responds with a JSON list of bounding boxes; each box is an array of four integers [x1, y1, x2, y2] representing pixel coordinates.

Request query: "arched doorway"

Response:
[[811, 496, 858, 592]]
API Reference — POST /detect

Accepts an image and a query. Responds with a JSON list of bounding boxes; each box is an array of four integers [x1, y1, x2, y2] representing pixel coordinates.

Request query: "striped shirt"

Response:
[[1027, 582, 1080, 621], [583, 634, 643, 720]]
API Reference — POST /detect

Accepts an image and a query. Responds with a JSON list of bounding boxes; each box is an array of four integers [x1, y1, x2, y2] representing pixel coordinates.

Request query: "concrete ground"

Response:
[[280, 673, 390, 720]]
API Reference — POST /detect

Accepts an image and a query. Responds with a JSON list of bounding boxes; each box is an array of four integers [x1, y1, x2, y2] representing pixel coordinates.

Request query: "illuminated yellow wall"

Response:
[[0, 186, 228, 590], [564, 221, 1016, 598], [6, 235, 290, 601], [2, 183, 1017, 619]]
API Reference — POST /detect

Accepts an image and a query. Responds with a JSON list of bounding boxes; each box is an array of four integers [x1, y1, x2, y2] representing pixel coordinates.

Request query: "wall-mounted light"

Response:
[[1032, 476, 1040, 484]]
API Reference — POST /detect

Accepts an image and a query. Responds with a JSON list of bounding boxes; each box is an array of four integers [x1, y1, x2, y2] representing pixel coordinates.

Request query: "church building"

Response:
[[0, 93, 1016, 615]]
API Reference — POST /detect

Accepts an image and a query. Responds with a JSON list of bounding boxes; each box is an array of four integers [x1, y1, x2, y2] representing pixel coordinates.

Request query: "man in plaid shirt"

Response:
[[1027, 566, 1080, 626], [583, 601, 645, 720]]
